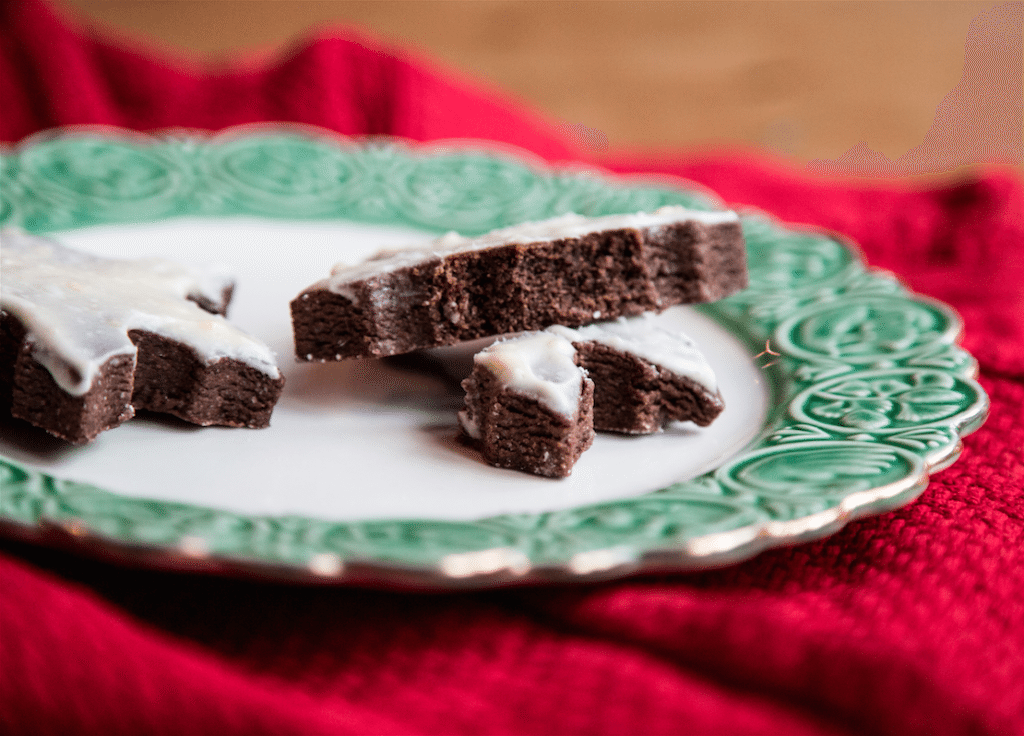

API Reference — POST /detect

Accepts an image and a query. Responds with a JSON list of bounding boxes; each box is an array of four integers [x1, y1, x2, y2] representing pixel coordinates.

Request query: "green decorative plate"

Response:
[[0, 126, 988, 587]]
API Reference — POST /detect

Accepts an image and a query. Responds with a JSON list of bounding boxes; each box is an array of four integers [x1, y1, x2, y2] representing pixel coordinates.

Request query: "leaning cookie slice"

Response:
[[0, 230, 285, 444], [292, 205, 746, 361], [548, 314, 724, 434], [459, 332, 594, 478]]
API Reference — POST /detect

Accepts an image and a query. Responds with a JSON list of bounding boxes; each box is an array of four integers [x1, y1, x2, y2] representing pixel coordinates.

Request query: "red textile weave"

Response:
[[1, 2, 1022, 734]]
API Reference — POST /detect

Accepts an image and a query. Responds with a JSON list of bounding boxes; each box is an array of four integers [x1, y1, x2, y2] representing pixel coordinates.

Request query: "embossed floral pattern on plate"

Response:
[[0, 126, 989, 587]]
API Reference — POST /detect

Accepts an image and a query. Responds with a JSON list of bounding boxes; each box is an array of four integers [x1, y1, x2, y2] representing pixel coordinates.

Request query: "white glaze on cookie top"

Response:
[[0, 230, 280, 395], [322, 205, 738, 297], [548, 314, 718, 391], [472, 332, 585, 419]]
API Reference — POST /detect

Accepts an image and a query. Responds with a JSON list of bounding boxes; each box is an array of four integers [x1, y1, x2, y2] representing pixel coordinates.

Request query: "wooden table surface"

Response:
[[58, 1, 1019, 175]]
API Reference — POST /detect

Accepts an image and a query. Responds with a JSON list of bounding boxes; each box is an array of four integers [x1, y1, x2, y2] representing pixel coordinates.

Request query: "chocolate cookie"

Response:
[[459, 332, 595, 478], [292, 206, 747, 361], [549, 315, 724, 434], [0, 230, 285, 444]]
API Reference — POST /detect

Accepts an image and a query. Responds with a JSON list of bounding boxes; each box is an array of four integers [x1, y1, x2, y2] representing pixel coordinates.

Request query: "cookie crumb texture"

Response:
[[549, 315, 725, 434], [292, 210, 747, 361], [455, 318, 725, 476], [1, 312, 286, 444], [0, 231, 285, 444], [574, 342, 724, 434], [460, 368, 595, 479]]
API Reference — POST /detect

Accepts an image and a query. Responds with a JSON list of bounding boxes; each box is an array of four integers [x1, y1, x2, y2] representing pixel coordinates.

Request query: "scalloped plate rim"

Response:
[[0, 125, 990, 587]]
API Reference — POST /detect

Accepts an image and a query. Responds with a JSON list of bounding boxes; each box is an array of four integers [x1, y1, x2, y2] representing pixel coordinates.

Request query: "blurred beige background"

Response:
[[58, 1, 1021, 172]]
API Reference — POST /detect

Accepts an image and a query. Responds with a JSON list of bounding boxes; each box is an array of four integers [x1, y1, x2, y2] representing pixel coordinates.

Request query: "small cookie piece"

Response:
[[549, 315, 724, 434], [292, 205, 747, 361], [459, 332, 594, 478], [0, 230, 285, 443]]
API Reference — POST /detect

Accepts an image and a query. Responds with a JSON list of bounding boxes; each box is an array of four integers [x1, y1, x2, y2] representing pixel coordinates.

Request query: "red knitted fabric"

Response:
[[1, 2, 1022, 735]]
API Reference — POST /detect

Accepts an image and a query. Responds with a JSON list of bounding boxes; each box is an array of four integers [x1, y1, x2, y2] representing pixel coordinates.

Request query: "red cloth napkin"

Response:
[[2, 2, 1022, 734]]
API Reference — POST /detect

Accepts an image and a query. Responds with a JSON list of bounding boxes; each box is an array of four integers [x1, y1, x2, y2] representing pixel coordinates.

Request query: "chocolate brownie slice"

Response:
[[292, 205, 747, 361], [459, 332, 595, 478], [549, 315, 724, 434], [0, 230, 285, 444]]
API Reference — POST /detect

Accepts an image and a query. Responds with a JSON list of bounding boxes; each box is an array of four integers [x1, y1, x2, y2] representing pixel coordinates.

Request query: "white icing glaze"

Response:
[[548, 314, 718, 391], [470, 331, 585, 420], [323, 205, 738, 297], [0, 229, 281, 396]]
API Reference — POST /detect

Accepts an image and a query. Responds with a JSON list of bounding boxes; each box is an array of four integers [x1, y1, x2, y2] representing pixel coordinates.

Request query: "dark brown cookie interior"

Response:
[[461, 366, 595, 478], [1, 293, 284, 444], [292, 219, 747, 361]]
